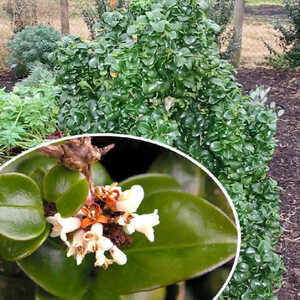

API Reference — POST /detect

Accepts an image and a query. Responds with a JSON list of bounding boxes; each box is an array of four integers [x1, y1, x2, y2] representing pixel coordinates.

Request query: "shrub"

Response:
[[52, 0, 283, 298], [265, 0, 300, 67], [78, 0, 127, 39], [0, 78, 59, 162], [205, 0, 235, 59], [6, 25, 62, 77]]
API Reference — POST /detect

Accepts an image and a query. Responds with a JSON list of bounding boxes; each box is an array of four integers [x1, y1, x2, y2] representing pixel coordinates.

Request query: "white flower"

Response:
[[116, 185, 144, 213], [94, 249, 114, 269], [46, 213, 81, 246], [109, 245, 127, 265], [117, 214, 135, 234], [121, 210, 160, 242], [67, 229, 87, 265], [83, 223, 113, 253]]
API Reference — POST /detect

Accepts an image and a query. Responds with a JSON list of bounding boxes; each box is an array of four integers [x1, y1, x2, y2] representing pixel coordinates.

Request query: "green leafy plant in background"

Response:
[[204, 0, 236, 59], [0, 78, 59, 163], [0, 145, 237, 299], [77, 0, 127, 39], [49, 0, 284, 298], [265, 0, 300, 67], [6, 25, 62, 77]]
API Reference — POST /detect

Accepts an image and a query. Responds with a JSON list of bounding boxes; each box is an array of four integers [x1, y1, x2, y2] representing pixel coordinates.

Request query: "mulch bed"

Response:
[[245, 4, 287, 20], [237, 67, 300, 300], [0, 71, 18, 92]]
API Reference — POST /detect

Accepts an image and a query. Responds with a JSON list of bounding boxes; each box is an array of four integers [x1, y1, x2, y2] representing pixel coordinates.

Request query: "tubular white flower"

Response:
[[94, 249, 114, 269], [126, 209, 160, 242], [67, 229, 87, 265], [116, 185, 144, 213], [110, 245, 127, 265], [46, 213, 81, 245], [83, 223, 113, 253]]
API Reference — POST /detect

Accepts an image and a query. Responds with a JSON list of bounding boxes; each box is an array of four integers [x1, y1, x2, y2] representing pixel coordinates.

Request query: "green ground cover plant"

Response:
[[50, 0, 284, 298], [0, 77, 59, 162]]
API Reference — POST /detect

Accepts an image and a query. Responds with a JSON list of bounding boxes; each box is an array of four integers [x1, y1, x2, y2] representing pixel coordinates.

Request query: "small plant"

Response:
[[265, 0, 300, 67], [0, 78, 59, 162], [6, 25, 62, 77]]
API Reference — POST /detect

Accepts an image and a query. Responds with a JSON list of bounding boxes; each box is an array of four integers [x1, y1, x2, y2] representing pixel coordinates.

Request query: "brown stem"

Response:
[[38, 137, 114, 204]]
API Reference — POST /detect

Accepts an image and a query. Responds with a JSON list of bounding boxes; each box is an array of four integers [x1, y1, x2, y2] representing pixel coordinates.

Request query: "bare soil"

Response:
[[237, 67, 300, 300]]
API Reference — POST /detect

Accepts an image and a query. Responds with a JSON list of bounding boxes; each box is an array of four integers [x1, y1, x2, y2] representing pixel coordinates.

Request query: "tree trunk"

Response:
[[231, 0, 244, 68], [60, 0, 70, 35], [13, 0, 37, 33]]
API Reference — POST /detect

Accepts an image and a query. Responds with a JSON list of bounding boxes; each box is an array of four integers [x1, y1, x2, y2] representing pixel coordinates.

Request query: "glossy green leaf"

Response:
[[43, 165, 89, 217], [0, 173, 46, 240], [56, 178, 89, 218], [149, 152, 234, 220], [18, 240, 93, 300], [35, 287, 64, 300], [93, 190, 237, 294], [119, 173, 181, 196], [43, 165, 83, 202], [16, 152, 58, 176], [148, 152, 207, 196], [92, 162, 112, 187], [0, 224, 50, 261]]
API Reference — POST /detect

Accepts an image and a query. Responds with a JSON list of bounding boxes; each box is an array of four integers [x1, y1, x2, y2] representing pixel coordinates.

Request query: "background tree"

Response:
[[60, 0, 70, 35], [231, 0, 245, 67], [12, 0, 37, 33]]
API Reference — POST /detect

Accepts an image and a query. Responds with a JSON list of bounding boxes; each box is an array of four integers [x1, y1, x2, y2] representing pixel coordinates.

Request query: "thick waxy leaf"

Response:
[[56, 179, 89, 218], [148, 152, 207, 196], [92, 162, 112, 187], [0, 152, 58, 188], [94, 190, 237, 294], [0, 173, 46, 240], [43, 165, 89, 217], [119, 173, 181, 196], [16, 152, 58, 176], [0, 225, 50, 261], [149, 152, 234, 220], [35, 287, 64, 300], [18, 240, 93, 300]]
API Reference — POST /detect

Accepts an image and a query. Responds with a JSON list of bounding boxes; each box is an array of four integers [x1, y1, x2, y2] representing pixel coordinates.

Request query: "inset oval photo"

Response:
[[0, 134, 240, 300]]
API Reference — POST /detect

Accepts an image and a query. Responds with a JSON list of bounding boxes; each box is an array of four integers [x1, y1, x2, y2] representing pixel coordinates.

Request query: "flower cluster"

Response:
[[46, 184, 159, 269]]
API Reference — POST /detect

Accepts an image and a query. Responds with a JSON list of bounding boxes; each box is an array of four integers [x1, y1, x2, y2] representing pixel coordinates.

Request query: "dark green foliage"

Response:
[[265, 0, 300, 67], [51, 0, 282, 298], [205, 0, 235, 59], [80, 0, 127, 39], [6, 25, 62, 77]]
